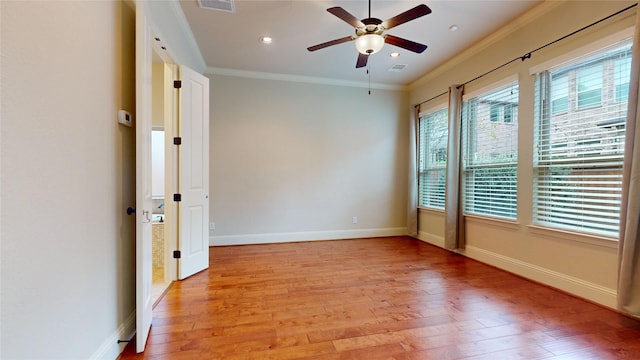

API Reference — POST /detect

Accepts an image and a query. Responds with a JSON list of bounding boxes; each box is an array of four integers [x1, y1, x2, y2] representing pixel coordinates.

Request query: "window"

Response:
[[615, 56, 631, 102], [462, 80, 519, 219], [504, 104, 514, 123], [577, 63, 603, 108], [418, 107, 448, 209], [490, 104, 500, 122], [533, 39, 631, 238], [490, 103, 515, 123], [551, 74, 569, 114]]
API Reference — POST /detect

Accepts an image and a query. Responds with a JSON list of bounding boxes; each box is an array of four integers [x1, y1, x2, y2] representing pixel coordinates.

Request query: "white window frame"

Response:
[[531, 33, 632, 239], [462, 75, 519, 220], [418, 102, 448, 210]]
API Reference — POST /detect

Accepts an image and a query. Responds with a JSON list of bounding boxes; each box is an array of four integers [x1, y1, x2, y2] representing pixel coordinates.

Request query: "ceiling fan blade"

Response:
[[327, 7, 365, 28], [384, 35, 428, 53], [356, 53, 368, 68], [381, 4, 432, 30], [307, 36, 354, 52]]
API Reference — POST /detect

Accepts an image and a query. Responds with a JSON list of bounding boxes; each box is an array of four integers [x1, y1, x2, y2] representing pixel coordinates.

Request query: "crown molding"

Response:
[[205, 67, 408, 91], [408, 0, 563, 91]]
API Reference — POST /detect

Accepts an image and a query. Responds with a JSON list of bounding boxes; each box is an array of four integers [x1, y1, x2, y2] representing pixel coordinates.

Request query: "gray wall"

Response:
[[209, 75, 410, 245]]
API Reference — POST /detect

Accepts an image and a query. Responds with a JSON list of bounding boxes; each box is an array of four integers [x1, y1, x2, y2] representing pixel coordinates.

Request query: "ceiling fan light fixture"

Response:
[[355, 34, 384, 55]]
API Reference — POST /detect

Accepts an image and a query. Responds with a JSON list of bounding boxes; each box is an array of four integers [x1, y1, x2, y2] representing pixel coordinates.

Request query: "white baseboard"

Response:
[[416, 231, 445, 247], [463, 245, 617, 309], [89, 311, 136, 360], [210, 227, 408, 246]]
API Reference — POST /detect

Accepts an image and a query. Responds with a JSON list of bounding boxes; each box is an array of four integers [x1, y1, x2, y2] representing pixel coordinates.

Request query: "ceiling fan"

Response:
[[307, 0, 432, 68]]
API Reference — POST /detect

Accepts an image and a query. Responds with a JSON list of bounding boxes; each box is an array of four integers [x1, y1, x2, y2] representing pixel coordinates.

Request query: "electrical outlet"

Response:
[[209, 222, 216, 230], [352, 216, 358, 224]]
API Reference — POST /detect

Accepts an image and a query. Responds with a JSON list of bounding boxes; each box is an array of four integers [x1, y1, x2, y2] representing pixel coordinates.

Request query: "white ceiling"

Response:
[[179, 0, 542, 87]]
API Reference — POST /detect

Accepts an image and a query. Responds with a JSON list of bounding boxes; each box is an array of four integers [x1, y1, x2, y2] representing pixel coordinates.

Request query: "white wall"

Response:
[[209, 76, 410, 245], [410, 0, 636, 308], [0, 1, 137, 358]]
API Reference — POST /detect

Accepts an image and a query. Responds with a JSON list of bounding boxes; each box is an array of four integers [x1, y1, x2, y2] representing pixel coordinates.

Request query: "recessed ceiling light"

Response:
[[390, 52, 400, 58], [260, 36, 273, 44], [449, 24, 459, 32]]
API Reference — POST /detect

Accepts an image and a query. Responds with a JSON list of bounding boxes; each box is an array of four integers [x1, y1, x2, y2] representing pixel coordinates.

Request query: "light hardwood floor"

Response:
[[119, 236, 640, 359]]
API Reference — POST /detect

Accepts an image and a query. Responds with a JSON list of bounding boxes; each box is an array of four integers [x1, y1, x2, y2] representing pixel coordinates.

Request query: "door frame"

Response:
[[156, 52, 179, 288], [143, 8, 180, 287], [135, 3, 179, 352]]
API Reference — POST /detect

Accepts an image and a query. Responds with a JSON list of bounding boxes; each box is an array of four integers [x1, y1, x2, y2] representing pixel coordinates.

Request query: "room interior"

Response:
[[1, 0, 639, 359], [201, 0, 634, 309]]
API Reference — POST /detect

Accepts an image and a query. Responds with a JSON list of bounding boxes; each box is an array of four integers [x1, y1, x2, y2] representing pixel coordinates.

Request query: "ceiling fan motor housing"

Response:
[[356, 18, 384, 36]]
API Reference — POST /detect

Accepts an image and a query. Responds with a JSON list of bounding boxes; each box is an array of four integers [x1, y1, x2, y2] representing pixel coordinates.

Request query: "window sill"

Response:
[[464, 214, 520, 230], [527, 225, 618, 249], [418, 207, 445, 215]]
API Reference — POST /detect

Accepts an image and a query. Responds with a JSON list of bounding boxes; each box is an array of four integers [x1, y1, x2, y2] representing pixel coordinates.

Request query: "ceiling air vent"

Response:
[[197, 0, 235, 13], [388, 64, 407, 72]]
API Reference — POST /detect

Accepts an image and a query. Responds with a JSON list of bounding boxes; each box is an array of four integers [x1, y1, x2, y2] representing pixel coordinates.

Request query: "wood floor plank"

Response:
[[118, 237, 640, 359]]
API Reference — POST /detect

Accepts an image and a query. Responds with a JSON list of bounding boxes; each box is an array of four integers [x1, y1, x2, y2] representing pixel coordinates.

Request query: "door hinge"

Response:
[[173, 80, 182, 89], [173, 137, 182, 145], [173, 193, 182, 202], [173, 250, 181, 259]]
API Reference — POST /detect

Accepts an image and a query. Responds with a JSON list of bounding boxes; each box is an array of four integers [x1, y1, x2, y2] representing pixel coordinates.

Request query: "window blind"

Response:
[[418, 107, 448, 209], [533, 39, 631, 238], [462, 80, 519, 219]]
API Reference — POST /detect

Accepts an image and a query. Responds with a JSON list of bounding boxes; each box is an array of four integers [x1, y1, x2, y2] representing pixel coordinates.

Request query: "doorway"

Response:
[[151, 128, 169, 303], [135, 5, 210, 349], [150, 44, 176, 305]]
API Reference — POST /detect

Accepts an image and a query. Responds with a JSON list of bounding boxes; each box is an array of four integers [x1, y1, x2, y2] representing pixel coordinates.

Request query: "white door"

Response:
[[176, 65, 210, 279], [135, 1, 153, 353]]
